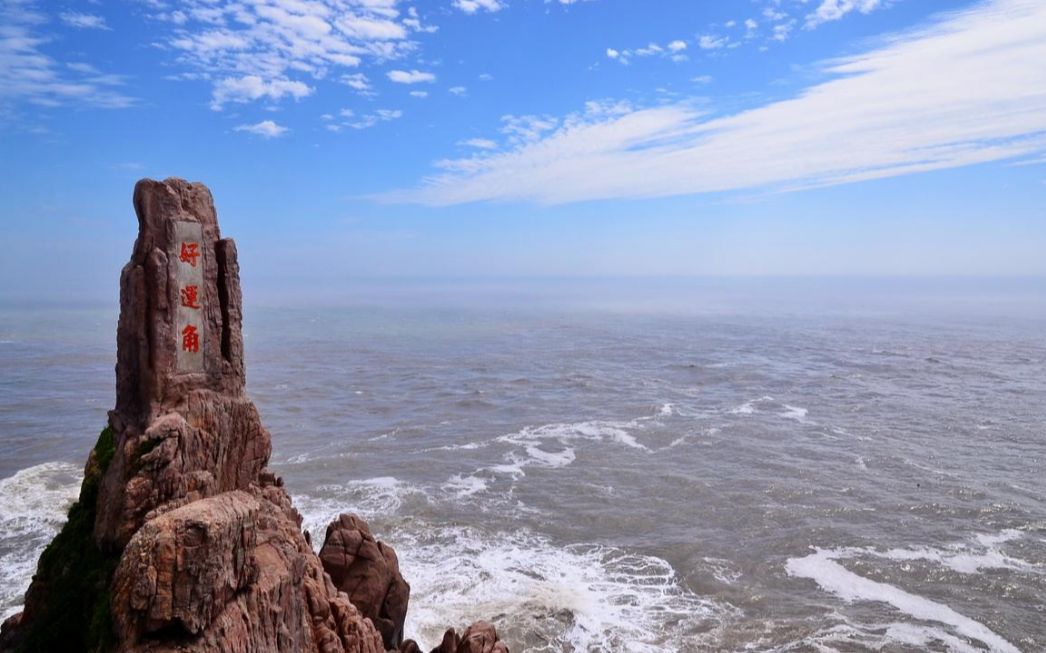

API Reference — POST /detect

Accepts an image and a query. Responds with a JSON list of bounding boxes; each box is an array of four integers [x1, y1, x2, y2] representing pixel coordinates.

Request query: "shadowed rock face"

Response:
[[0, 178, 509, 653]]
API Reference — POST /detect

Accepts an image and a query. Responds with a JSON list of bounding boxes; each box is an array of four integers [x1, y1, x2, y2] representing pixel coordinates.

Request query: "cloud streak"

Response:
[[0, 1, 133, 112], [383, 0, 1046, 206]]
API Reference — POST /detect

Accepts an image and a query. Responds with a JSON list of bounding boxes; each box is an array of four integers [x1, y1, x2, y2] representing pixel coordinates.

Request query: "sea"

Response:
[[1, 278, 1044, 652]]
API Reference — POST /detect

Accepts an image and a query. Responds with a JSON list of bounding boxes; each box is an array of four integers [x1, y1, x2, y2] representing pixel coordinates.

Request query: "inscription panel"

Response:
[[173, 221, 204, 372]]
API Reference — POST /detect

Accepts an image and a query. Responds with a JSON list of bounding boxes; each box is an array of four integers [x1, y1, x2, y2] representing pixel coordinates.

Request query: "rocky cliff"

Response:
[[0, 178, 508, 653]]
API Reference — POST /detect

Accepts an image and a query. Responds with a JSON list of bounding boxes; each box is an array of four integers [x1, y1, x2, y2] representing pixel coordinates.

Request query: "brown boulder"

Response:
[[111, 490, 261, 642], [320, 513, 410, 650]]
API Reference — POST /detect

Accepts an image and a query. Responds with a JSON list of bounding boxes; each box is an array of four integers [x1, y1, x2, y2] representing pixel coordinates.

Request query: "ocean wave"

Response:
[[727, 396, 774, 416], [728, 396, 817, 427], [877, 529, 1039, 576], [779, 404, 809, 423], [783, 618, 995, 653], [786, 533, 1027, 653], [394, 524, 735, 652], [0, 462, 82, 620], [291, 472, 735, 650]]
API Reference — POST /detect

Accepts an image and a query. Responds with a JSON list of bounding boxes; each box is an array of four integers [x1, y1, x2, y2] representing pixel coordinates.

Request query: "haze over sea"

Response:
[[1, 278, 1044, 652]]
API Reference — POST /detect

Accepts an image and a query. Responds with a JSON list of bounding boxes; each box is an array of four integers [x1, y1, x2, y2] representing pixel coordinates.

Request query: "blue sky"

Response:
[[1, 0, 1045, 303]]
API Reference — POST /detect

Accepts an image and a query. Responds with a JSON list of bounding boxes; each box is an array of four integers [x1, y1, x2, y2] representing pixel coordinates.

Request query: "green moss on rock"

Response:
[[15, 427, 121, 653]]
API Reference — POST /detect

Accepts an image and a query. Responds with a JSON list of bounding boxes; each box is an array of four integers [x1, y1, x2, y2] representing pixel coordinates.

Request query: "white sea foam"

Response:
[[787, 547, 1021, 653], [0, 462, 82, 620], [793, 619, 987, 653], [294, 476, 735, 650], [476, 416, 654, 482], [423, 441, 487, 452], [877, 529, 1037, 576], [701, 557, 742, 585], [728, 396, 774, 415], [663, 426, 719, 451], [395, 524, 734, 652], [780, 404, 809, 423], [729, 402, 756, 415], [442, 473, 489, 498]]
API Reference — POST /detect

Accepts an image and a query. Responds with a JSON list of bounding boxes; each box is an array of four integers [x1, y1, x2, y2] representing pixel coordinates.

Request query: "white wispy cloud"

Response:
[[460, 137, 498, 149], [150, 0, 421, 110], [697, 34, 728, 50], [448, 85, 467, 96], [606, 38, 692, 64], [387, 69, 435, 84], [235, 119, 287, 138], [59, 12, 110, 30], [341, 72, 374, 95], [806, 0, 884, 29], [384, 0, 1046, 206], [0, 1, 133, 113], [326, 107, 402, 131], [403, 7, 438, 33], [454, 0, 505, 14], [211, 76, 312, 110]]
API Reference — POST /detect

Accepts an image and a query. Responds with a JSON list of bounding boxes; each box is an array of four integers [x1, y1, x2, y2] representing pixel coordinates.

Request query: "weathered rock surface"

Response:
[[111, 484, 385, 653], [320, 514, 410, 650], [0, 177, 508, 653]]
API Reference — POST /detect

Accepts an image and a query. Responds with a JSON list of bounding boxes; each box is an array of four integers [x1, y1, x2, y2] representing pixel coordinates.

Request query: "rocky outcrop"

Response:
[[320, 514, 410, 650], [399, 622, 509, 653], [110, 484, 385, 653], [0, 178, 508, 653]]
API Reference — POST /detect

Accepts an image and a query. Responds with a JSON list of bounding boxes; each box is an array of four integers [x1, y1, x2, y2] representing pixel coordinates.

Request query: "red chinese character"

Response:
[[180, 242, 201, 267], [180, 285, 201, 309], [181, 324, 200, 353]]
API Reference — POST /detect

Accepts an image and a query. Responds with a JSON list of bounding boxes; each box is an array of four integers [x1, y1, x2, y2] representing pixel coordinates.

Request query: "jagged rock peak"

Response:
[[115, 177, 246, 430], [97, 178, 266, 550]]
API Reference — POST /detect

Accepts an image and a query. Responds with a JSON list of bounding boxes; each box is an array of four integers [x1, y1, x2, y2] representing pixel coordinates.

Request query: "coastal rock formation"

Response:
[[320, 514, 410, 650], [0, 178, 508, 653], [0, 179, 381, 653]]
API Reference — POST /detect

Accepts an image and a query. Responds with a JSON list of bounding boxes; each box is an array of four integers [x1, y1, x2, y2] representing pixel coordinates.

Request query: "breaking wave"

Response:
[[396, 525, 733, 652], [0, 462, 82, 620]]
